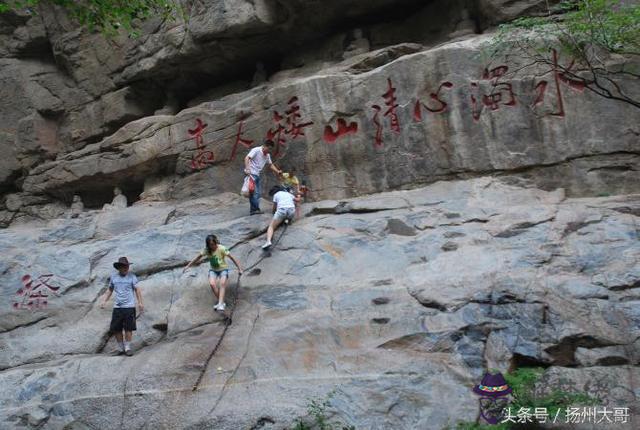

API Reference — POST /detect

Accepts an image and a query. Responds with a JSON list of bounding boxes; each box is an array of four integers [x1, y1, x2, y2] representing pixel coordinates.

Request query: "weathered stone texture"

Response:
[[0, 179, 638, 428]]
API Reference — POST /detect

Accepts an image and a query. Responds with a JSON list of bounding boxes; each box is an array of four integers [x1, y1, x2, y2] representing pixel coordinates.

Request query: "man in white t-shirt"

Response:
[[244, 140, 282, 215], [262, 186, 300, 249]]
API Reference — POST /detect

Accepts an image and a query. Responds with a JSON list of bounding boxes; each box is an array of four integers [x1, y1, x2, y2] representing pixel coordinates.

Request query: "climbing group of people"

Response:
[[101, 139, 305, 356]]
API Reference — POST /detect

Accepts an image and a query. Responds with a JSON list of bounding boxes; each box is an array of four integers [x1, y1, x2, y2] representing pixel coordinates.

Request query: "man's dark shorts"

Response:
[[110, 307, 136, 333]]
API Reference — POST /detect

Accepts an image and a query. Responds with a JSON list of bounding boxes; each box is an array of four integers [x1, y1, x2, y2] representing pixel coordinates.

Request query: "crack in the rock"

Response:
[[228, 227, 269, 251], [394, 150, 640, 197], [0, 316, 48, 335], [191, 274, 242, 391], [89, 247, 114, 275], [167, 319, 225, 339], [80, 285, 110, 321], [494, 216, 556, 238], [414, 218, 490, 231], [0, 351, 101, 372], [163, 208, 177, 225], [208, 308, 260, 416], [286, 256, 320, 275], [120, 373, 130, 430], [306, 203, 405, 217]]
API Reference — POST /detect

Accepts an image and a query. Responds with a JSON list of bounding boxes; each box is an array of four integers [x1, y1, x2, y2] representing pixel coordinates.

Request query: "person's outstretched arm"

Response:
[[270, 162, 282, 176], [135, 286, 144, 312], [228, 254, 243, 276], [183, 254, 203, 273]]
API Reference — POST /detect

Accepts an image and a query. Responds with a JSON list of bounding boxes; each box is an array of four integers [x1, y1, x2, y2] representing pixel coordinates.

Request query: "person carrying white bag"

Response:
[[242, 140, 282, 215]]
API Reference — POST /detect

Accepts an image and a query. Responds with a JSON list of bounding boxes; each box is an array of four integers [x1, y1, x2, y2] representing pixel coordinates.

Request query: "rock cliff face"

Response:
[[0, 0, 638, 429], [2, 0, 637, 225], [1, 179, 639, 429]]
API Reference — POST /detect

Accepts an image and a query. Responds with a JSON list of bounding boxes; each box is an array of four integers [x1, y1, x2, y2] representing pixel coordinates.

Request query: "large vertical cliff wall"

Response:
[[2, 0, 637, 226], [0, 2, 638, 429]]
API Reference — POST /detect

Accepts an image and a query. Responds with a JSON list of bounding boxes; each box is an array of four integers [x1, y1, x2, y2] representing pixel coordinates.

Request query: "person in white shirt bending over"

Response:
[[262, 186, 300, 249], [244, 140, 282, 215]]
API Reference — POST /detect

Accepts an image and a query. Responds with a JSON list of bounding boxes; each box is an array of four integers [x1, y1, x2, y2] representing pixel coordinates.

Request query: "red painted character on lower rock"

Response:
[[13, 274, 60, 310]]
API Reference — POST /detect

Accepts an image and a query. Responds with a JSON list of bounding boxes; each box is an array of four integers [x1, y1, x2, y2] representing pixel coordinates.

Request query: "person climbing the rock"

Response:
[[183, 234, 243, 311], [279, 166, 302, 218], [244, 140, 282, 215], [100, 257, 144, 356], [280, 166, 300, 194], [262, 186, 300, 249]]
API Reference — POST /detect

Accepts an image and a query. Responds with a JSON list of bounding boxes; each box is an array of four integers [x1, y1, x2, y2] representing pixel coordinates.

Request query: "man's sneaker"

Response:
[[216, 302, 226, 311], [250, 209, 264, 215], [124, 349, 133, 356], [262, 241, 272, 249]]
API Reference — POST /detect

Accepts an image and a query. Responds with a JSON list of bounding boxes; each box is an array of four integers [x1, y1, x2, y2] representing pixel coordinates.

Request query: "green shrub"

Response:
[[448, 367, 599, 429]]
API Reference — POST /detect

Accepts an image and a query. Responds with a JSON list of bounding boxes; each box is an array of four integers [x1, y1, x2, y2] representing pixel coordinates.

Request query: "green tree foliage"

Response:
[[488, 0, 640, 108], [502, 367, 598, 420], [0, 0, 180, 36]]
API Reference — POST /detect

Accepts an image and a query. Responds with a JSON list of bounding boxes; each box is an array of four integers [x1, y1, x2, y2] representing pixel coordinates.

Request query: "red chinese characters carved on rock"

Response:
[[470, 66, 517, 121], [266, 96, 313, 158], [13, 274, 60, 310], [229, 116, 254, 161], [533, 49, 588, 117], [414, 81, 454, 121], [188, 119, 215, 170], [371, 78, 401, 147], [323, 118, 359, 143]]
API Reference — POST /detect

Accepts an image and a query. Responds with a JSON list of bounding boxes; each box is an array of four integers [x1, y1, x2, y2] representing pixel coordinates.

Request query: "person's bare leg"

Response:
[[209, 276, 219, 300], [266, 221, 275, 243], [266, 219, 283, 243], [218, 276, 228, 305], [115, 332, 124, 343], [124, 331, 132, 342]]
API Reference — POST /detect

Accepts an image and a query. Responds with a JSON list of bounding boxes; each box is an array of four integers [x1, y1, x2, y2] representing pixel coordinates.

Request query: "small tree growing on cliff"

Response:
[[0, 0, 180, 36], [486, 0, 640, 109]]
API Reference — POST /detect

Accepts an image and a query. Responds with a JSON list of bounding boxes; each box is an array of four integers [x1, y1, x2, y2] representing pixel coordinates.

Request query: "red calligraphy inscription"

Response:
[[533, 49, 588, 117], [383, 78, 400, 132], [13, 274, 60, 311], [323, 118, 358, 143], [470, 66, 517, 121], [371, 78, 401, 147], [188, 119, 215, 170], [266, 97, 313, 158], [266, 111, 287, 157], [414, 81, 454, 121], [285, 96, 313, 138], [229, 117, 254, 161]]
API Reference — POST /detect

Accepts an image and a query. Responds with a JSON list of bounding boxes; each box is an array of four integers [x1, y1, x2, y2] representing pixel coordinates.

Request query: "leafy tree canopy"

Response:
[[0, 0, 180, 36], [488, 0, 640, 108]]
